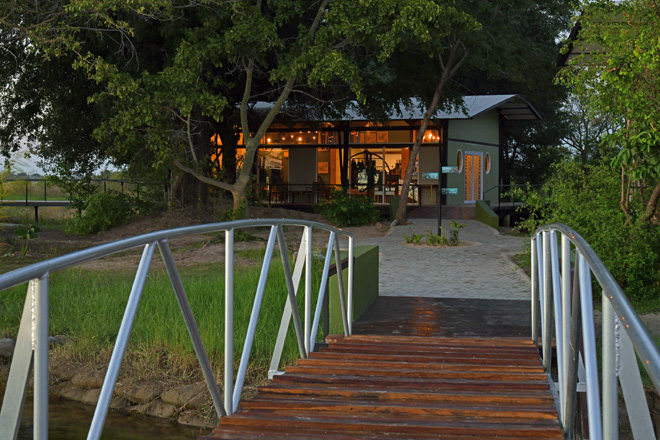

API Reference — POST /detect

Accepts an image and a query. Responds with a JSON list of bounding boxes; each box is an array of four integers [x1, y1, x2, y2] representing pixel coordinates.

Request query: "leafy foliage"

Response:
[[404, 227, 423, 244], [448, 220, 466, 246], [15, 224, 40, 256], [1, 0, 455, 210], [67, 191, 134, 235], [558, 0, 660, 223], [317, 189, 379, 227], [516, 161, 660, 303], [426, 229, 448, 246]]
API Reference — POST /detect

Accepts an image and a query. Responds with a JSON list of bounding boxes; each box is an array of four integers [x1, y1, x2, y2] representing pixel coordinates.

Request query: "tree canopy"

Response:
[[558, 0, 660, 224], [386, 0, 573, 224], [1, 0, 465, 209]]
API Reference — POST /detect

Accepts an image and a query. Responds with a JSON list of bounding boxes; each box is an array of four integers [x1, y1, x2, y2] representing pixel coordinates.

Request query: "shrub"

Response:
[[448, 220, 466, 246], [426, 229, 447, 246], [67, 191, 134, 235], [404, 227, 423, 244], [517, 161, 660, 304], [317, 189, 380, 227]]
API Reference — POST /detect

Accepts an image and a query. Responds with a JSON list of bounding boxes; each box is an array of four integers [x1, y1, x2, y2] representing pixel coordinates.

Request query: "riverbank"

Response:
[[0, 205, 389, 433]]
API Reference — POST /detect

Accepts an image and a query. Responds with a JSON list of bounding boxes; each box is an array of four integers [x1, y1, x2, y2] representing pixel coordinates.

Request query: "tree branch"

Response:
[[640, 180, 660, 223], [171, 157, 235, 192]]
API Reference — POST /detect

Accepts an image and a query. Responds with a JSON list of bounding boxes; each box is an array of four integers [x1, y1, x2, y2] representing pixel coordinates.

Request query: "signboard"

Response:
[[441, 188, 458, 195], [422, 172, 439, 180], [442, 166, 459, 174]]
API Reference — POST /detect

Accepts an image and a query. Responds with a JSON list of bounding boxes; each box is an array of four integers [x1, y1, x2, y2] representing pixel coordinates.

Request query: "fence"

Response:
[[532, 223, 660, 439], [0, 219, 354, 440]]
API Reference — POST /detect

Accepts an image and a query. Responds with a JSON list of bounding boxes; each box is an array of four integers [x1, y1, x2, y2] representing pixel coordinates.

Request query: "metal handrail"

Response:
[[0, 219, 354, 440], [1, 178, 159, 207], [531, 223, 660, 439], [483, 183, 542, 210]]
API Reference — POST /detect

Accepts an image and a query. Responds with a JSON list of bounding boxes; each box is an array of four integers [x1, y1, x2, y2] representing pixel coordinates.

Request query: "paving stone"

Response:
[[357, 219, 529, 299]]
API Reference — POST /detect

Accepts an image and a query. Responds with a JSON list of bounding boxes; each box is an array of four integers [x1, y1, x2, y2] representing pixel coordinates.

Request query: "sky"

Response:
[[1, 138, 46, 175]]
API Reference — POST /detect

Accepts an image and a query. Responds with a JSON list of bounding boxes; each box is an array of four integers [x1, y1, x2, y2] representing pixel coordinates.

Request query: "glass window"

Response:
[[456, 150, 463, 173], [257, 148, 288, 187], [485, 153, 491, 174], [265, 131, 337, 145]]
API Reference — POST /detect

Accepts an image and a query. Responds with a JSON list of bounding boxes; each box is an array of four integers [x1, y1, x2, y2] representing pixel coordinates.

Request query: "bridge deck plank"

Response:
[[200, 298, 561, 440]]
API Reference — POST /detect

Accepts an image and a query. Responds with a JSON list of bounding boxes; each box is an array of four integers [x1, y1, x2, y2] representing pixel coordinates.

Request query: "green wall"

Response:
[[418, 111, 501, 207], [328, 245, 379, 332], [475, 200, 499, 229]]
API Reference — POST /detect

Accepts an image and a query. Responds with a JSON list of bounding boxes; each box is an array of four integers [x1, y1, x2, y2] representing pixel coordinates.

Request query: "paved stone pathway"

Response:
[[356, 219, 530, 300]]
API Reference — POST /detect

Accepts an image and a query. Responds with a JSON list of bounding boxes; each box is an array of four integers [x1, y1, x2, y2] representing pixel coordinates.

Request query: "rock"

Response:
[[116, 384, 160, 404], [126, 403, 149, 415], [81, 388, 101, 405], [50, 362, 77, 381], [71, 370, 105, 389], [160, 382, 209, 409], [48, 335, 69, 346], [177, 410, 218, 429], [109, 396, 131, 410], [0, 338, 15, 358], [144, 400, 177, 419], [57, 384, 87, 401]]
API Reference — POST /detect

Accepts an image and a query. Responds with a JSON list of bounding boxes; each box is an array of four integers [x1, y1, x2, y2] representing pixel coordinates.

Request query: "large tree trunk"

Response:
[[392, 43, 466, 226], [218, 118, 240, 185], [171, 172, 207, 207], [640, 180, 660, 224]]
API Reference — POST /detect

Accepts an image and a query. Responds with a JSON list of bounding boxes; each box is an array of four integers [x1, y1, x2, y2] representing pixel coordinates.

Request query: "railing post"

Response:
[[88, 243, 156, 440], [33, 274, 49, 440], [158, 240, 225, 420], [333, 234, 349, 337], [232, 226, 278, 410], [347, 235, 354, 335], [309, 233, 336, 352], [0, 281, 38, 440], [563, 255, 582, 439], [276, 225, 306, 359], [531, 236, 539, 347], [550, 231, 564, 412], [602, 294, 618, 440], [561, 233, 571, 425], [542, 231, 552, 373], [578, 254, 602, 440], [268, 234, 307, 378], [618, 320, 656, 438], [536, 235, 545, 339], [225, 229, 234, 415], [305, 226, 312, 354]]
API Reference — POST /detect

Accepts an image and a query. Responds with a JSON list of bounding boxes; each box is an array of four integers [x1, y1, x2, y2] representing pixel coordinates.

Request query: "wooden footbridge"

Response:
[[1, 220, 659, 440], [201, 297, 562, 439]]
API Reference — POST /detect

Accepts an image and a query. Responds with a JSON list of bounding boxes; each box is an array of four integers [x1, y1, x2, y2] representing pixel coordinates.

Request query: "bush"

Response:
[[517, 161, 660, 304], [317, 189, 380, 227], [67, 191, 134, 235]]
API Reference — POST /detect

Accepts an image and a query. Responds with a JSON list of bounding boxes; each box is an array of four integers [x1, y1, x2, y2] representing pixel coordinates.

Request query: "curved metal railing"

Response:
[[0, 219, 354, 440], [531, 224, 660, 439]]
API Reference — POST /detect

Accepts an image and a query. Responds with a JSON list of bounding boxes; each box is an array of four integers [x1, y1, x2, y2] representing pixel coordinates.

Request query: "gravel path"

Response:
[[356, 219, 531, 300]]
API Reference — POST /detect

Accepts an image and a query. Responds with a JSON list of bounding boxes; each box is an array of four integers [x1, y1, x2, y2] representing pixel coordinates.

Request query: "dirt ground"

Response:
[[0, 203, 389, 272]]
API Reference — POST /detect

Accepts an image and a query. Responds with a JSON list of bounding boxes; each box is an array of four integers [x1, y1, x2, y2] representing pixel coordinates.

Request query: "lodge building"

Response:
[[220, 95, 539, 215]]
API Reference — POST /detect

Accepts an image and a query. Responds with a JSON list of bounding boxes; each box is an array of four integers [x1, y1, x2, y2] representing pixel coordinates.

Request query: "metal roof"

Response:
[[335, 95, 541, 121], [253, 94, 541, 122]]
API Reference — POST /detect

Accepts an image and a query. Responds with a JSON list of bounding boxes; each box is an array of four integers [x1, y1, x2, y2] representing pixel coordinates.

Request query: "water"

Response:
[[19, 397, 207, 439]]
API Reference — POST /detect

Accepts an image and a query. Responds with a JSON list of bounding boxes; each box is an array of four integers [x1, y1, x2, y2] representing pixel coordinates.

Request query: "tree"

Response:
[[561, 94, 617, 168], [1, 0, 454, 211], [391, 0, 574, 225], [558, 0, 660, 225]]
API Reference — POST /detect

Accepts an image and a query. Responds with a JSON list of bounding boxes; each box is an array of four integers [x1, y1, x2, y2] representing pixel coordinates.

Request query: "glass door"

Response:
[[464, 152, 482, 203]]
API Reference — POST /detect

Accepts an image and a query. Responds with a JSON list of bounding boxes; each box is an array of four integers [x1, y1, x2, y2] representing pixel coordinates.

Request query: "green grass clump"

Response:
[[0, 258, 325, 374]]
